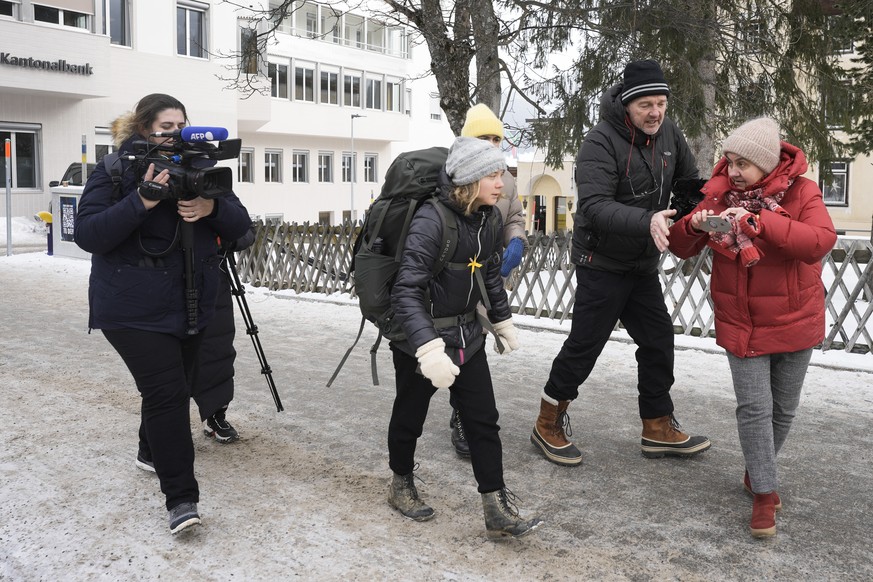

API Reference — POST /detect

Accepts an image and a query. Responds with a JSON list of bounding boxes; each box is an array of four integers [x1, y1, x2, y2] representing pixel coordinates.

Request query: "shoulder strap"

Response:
[[428, 198, 458, 276], [102, 153, 123, 203]]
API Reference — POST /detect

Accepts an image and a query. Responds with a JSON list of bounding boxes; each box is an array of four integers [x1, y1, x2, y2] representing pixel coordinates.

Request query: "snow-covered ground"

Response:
[[1, 250, 871, 580]]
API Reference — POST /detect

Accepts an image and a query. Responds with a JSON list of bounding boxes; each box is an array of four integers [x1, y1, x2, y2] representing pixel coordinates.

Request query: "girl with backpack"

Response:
[[386, 136, 543, 538]]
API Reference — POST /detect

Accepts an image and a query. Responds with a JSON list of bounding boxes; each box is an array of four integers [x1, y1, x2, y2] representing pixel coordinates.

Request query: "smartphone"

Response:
[[699, 216, 732, 233]]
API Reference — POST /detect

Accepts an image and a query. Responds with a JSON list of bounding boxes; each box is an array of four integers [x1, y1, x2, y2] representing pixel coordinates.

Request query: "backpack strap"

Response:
[[102, 152, 123, 204], [427, 198, 459, 276]]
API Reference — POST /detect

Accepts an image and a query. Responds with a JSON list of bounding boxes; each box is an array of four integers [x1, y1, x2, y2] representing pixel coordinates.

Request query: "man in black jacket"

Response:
[[530, 60, 712, 465]]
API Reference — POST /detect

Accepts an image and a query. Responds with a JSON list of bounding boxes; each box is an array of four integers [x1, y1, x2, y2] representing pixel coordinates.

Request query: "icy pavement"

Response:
[[1, 252, 871, 580]]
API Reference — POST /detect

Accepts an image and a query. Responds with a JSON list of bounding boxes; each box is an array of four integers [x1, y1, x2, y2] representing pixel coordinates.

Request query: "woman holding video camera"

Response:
[[75, 93, 252, 534], [666, 117, 836, 539]]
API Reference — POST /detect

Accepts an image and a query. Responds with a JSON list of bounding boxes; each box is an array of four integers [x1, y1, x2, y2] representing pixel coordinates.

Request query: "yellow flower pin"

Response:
[[467, 256, 483, 273]]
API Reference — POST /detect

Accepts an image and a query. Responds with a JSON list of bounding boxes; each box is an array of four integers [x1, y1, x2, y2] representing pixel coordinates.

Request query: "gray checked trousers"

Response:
[[726, 348, 813, 494]]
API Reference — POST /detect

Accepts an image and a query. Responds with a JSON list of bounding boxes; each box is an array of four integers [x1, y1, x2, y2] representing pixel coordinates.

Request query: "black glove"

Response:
[[669, 178, 707, 221]]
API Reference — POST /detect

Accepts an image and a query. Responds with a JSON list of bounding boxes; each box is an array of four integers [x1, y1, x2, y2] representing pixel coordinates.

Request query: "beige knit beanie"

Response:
[[722, 117, 781, 174], [461, 104, 504, 140]]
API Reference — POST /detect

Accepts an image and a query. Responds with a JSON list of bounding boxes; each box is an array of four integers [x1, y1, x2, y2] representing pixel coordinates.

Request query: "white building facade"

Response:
[[0, 0, 454, 223]]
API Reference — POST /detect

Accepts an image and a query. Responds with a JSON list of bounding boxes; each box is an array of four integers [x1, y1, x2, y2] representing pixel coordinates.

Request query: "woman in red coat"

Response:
[[667, 117, 836, 539]]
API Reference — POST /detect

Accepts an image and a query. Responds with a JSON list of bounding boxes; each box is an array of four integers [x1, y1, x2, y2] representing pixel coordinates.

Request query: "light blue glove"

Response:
[[500, 237, 525, 277]]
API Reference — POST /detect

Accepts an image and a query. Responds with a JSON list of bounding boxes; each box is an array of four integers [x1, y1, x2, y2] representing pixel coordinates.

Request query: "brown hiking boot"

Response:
[[530, 397, 582, 466], [640, 414, 711, 458]]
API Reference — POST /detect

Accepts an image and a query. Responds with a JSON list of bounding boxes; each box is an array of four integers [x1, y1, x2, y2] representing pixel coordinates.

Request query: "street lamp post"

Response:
[[350, 114, 365, 223]]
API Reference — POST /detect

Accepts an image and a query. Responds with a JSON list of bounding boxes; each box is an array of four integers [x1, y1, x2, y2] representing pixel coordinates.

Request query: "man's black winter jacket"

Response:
[[572, 84, 699, 274]]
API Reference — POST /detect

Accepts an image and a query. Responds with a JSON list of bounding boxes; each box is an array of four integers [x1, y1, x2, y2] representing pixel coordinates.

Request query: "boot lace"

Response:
[[498, 488, 522, 518], [668, 414, 683, 434], [455, 416, 467, 441], [557, 411, 573, 438]]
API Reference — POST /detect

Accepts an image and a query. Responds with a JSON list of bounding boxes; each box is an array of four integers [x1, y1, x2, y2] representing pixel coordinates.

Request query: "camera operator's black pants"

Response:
[[103, 329, 202, 510], [388, 345, 504, 493], [544, 267, 675, 419], [190, 273, 235, 421]]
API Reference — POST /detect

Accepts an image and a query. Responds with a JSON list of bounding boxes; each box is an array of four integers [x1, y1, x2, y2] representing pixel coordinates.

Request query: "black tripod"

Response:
[[224, 250, 284, 412]]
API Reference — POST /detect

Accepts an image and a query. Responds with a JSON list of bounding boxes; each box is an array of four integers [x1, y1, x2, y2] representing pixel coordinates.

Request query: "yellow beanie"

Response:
[[461, 104, 504, 140]]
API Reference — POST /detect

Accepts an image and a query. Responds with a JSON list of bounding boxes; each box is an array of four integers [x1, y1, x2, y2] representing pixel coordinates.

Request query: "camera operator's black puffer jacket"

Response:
[[75, 136, 252, 337], [391, 169, 511, 365], [572, 83, 699, 274]]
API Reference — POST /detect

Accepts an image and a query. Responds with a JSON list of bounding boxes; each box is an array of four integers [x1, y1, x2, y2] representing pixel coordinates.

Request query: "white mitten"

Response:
[[415, 338, 460, 389], [492, 319, 520, 355]]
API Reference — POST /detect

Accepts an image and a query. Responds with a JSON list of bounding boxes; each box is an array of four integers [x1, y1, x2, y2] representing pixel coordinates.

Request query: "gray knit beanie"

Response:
[[445, 136, 506, 186], [722, 117, 781, 174]]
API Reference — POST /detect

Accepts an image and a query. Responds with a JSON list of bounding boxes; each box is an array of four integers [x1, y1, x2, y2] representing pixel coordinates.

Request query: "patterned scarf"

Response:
[[709, 182, 791, 267]]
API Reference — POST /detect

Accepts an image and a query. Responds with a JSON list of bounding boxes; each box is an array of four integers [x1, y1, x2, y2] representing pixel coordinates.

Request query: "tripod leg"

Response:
[[225, 252, 284, 412]]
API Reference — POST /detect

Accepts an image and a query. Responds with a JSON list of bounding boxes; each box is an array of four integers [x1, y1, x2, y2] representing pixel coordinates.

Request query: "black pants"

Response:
[[190, 275, 235, 421], [388, 345, 504, 493], [103, 329, 202, 510], [544, 267, 675, 419]]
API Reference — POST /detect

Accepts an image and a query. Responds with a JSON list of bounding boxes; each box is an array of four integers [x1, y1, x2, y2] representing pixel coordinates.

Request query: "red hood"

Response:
[[702, 140, 808, 198]]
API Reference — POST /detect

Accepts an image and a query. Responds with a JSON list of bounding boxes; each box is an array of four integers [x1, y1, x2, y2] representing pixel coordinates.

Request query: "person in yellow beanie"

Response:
[[445, 104, 527, 459]]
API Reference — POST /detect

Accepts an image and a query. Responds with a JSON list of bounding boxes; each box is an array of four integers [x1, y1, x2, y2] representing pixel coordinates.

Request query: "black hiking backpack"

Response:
[[327, 146, 500, 387]]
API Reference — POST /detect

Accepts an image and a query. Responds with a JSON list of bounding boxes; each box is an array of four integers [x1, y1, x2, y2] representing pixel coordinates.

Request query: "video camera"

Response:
[[129, 126, 241, 200]]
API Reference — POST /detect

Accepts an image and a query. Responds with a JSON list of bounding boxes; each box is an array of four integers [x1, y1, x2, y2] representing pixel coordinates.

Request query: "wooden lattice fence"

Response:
[[236, 221, 873, 354]]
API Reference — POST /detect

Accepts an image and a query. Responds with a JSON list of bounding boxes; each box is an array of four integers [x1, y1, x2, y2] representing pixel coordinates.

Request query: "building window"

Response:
[[319, 211, 333, 225], [820, 161, 849, 207], [0, 1, 16, 18], [386, 79, 401, 113], [240, 26, 259, 75], [269, 0, 291, 34], [265, 213, 284, 225], [238, 148, 254, 183], [34, 4, 89, 29], [0, 126, 39, 189], [95, 128, 115, 163], [177, 2, 208, 59], [827, 15, 854, 54], [320, 70, 339, 105], [318, 152, 333, 182], [344, 14, 364, 48], [292, 150, 309, 183], [405, 88, 412, 116], [342, 152, 356, 183], [269, 62, 288, 99], [295, 63, 315, 102], [265, 149, 282, 183], [104, 0, 131, 46], [367, 21, 385, 52], [824, 82, 853, 129], [343, 72, 361, 108], [321, 9, 341, 44], [364, 154, 377, 182], [430, 94, 443, 121], [366, 77, 382, 110], [741, 17, 763, 54]]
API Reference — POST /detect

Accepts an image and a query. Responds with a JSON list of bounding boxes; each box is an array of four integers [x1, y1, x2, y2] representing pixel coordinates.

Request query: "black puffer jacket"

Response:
[[75, 137, 252, 337], [391, 169, 510, 364], [572, 84, 699, 274]]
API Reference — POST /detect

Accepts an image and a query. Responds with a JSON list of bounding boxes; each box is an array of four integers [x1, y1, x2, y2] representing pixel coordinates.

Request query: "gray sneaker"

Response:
[[168, 502, 201, 534], [135, 451, 156, 473]]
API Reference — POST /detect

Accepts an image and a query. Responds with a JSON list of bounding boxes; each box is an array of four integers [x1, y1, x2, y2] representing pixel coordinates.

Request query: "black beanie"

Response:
[[620, 60, 670, 105]]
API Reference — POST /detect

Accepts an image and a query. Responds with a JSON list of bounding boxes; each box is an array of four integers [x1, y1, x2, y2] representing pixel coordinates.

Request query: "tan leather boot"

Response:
[[530, 396, 582, 465], [641, 414, 711, 458]]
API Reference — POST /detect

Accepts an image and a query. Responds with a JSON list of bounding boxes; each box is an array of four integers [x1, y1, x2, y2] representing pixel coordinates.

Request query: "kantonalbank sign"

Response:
[[0, 52, 93, 75]]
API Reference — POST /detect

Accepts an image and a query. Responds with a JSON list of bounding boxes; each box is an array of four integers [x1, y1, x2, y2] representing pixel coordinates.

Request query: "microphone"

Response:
[[150, 127, 230, 141], [180, 126, 229, 141]]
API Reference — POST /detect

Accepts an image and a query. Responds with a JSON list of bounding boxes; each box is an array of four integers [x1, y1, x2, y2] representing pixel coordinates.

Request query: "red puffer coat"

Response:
[[668, 141, 837, 358]]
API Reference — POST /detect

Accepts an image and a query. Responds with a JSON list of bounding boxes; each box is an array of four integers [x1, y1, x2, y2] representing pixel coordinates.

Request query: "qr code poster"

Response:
[[60, 196, 78, 243]]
